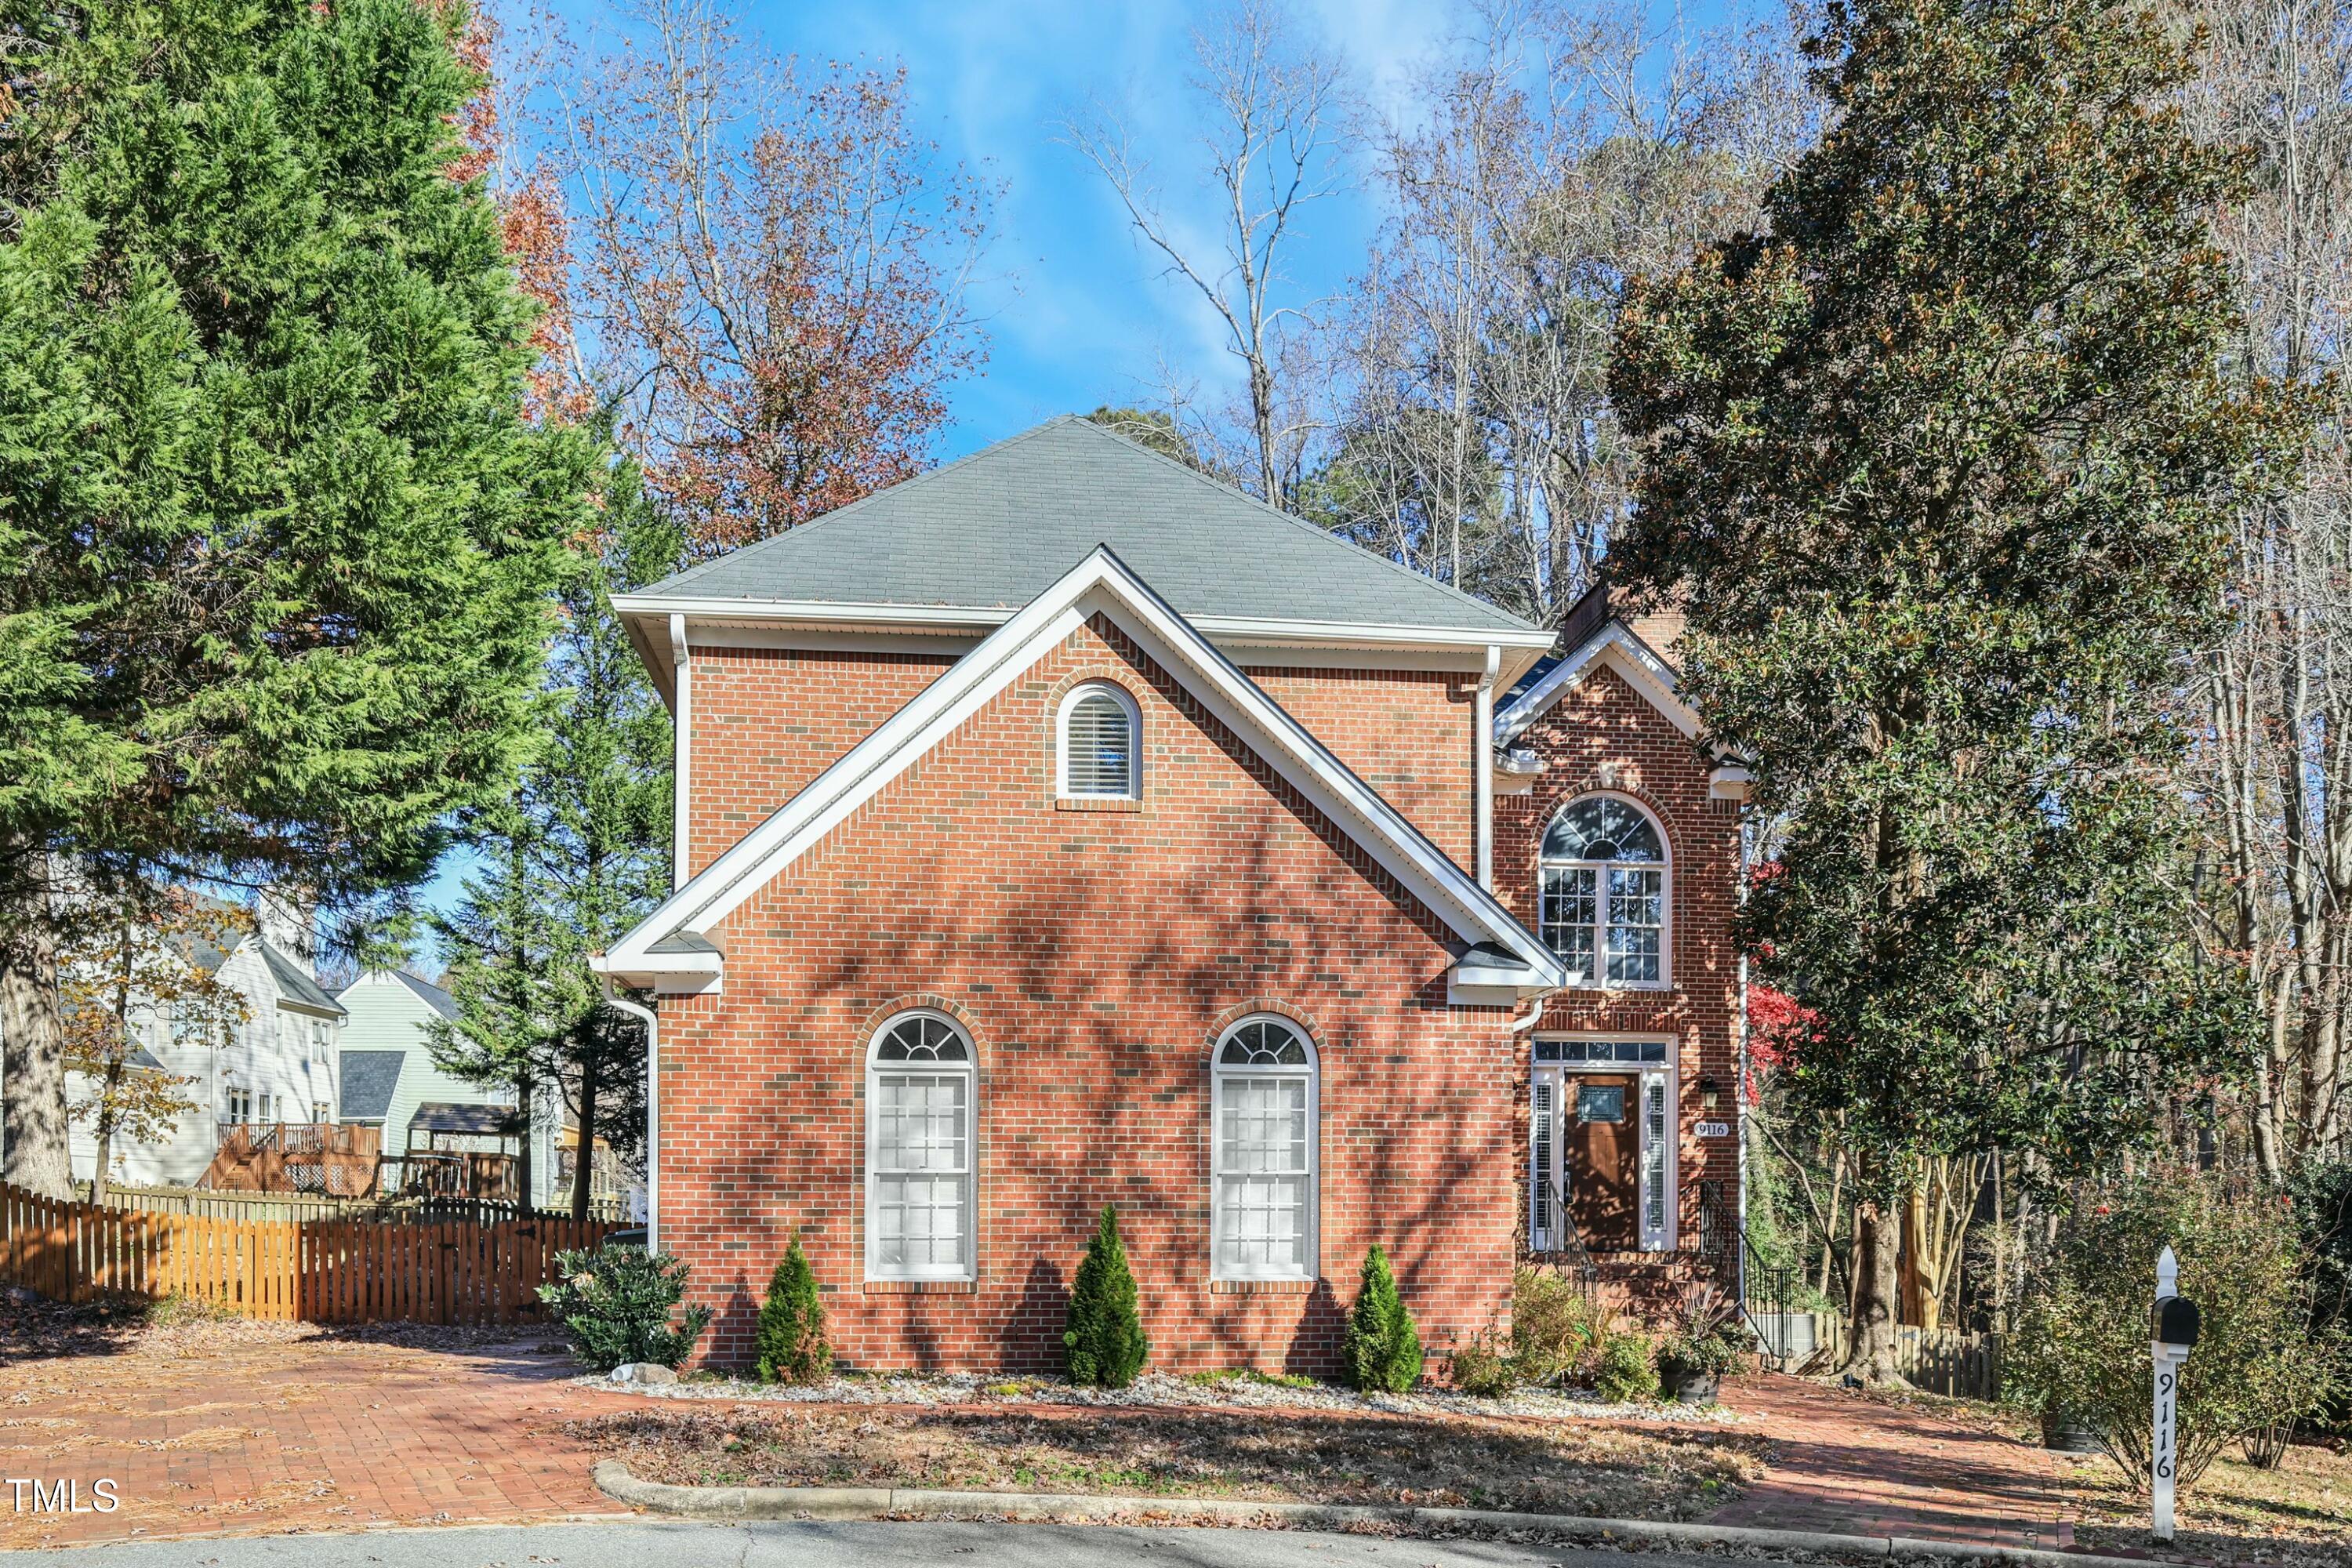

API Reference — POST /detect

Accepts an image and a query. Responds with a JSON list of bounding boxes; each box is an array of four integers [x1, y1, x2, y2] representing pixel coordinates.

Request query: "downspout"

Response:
[[1735, 809, 1753, 1321], [1475, 644, 1500, 888], [669, 612, 692, 892], [598, 975, 659, 1252]]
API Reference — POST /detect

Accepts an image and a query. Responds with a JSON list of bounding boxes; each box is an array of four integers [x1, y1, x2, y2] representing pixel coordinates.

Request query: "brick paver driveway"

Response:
[[0, 1312, 640, 1550], [2, 1310, 2085, 1554]]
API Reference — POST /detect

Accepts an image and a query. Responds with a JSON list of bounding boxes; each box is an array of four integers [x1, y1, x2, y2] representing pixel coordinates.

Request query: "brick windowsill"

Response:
[[862, 1279, 980, 1295], [1207, 1278, 1317, 1296], [1054, 797, 1143, 813]]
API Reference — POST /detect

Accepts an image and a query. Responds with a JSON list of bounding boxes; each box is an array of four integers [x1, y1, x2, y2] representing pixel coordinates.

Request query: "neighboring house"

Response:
[[334, 970, 557, 1207], [62, 901, 346, 1190], [594, 416, 1748, 1374]]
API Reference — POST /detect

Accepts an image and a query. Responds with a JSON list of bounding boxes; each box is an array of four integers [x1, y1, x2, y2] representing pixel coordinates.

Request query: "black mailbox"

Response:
[[2153, 1294, 2200, 1348]]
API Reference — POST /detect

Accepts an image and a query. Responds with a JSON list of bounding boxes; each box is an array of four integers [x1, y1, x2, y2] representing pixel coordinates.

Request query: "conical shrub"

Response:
[[1064, 1204, 1149, 1387], [755, 1233, 833, 1385], [1345, 1243, 1424, 1392]]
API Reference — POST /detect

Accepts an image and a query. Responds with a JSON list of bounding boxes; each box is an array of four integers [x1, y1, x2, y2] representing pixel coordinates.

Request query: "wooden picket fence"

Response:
[[1, 1182, 625, 1325]]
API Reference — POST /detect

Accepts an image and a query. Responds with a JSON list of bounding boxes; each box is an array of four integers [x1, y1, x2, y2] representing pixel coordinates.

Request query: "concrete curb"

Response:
[[590, 1461, 2165, 1567]]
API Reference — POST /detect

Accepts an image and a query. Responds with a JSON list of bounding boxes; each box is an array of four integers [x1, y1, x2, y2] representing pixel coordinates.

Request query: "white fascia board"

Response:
[[606, 549, 1565, 990], [1494, 624, 1700, 742], [611, 593, 1552, 665]]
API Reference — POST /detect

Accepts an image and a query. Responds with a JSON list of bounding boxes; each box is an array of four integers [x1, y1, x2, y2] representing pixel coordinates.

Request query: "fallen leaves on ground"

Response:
[[561, 1402, 1766, 1520], [2064, 1439, 2352, 1567]]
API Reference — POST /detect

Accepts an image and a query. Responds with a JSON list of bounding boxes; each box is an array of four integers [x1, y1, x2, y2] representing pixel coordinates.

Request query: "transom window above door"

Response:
[[1538, 796, 1668, 988], [1058, 682, 1141, 800]]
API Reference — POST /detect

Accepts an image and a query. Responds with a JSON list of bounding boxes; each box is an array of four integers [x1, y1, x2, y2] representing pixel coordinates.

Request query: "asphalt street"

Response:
[[2, 1519, 1760, 1567]]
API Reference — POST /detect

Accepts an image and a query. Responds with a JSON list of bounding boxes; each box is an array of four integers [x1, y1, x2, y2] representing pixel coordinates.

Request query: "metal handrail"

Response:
[[1535, 1176, 1600, 1283]]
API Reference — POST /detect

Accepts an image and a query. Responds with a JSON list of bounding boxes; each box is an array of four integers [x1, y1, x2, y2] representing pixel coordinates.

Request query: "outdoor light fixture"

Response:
[[1697, 1076, 1722, 1112]]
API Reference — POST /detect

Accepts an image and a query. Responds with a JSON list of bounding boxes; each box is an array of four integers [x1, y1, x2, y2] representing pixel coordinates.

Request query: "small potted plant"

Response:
[[1655, 1283, 1751, 1404]]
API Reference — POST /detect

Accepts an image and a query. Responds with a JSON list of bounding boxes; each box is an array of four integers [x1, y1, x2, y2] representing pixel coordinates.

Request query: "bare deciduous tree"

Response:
[[1063, 0, 1346, 510], [2187, 0, 2352, 1174], [1323, 1, 1811, 614], [563, 0, 993, 553]]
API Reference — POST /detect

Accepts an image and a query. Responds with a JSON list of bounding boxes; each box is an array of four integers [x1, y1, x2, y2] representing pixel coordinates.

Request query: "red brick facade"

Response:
[[1494, 662, 1740, 1305], [657, 618, 1522, 1374], [654, 621, 1737, 1370]]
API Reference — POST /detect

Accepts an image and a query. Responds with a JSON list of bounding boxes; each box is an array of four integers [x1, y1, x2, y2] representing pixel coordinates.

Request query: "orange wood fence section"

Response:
[[0, 1183, 625, 1325]]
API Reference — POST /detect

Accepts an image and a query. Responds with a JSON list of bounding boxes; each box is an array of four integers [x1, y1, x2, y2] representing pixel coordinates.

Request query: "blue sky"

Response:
[[414, 0, 1760, 953]]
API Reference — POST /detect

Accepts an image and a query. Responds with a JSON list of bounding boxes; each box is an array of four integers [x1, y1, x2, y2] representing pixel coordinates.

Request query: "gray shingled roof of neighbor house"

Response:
[[629, 417, 1545, 637], [339, 1051, 405, 1121], [260, 942, 345, 1016]]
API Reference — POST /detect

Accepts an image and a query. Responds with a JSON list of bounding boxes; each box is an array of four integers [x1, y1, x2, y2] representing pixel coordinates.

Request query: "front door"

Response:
[[1567, 1075, 1639, 1250]]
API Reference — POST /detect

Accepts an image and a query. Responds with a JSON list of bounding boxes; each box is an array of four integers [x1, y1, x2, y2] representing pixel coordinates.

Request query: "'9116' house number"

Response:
[[1695, 1120, 1730, 1138]]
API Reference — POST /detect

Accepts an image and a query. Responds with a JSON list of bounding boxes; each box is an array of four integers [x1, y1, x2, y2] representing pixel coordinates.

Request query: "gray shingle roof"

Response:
[[412, 1102, 521, 1136], [392, 970, 460, 1021], [633, 418, 1541, 637], [260, 942, 345, 1017], [339, 1051, 405, 1121]]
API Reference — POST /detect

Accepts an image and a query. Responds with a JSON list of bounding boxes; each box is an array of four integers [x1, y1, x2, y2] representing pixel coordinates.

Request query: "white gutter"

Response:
[[1474, 644, 1499, 887], [597, 975, 660, 1252], [669, 612, 691, 892]]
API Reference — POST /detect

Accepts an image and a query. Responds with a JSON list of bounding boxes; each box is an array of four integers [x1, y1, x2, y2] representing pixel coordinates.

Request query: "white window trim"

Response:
[[864, 1008, 978, 1283], [1055, 681, 1142, 800], [1537, 791, 1672, 991], [1528, 1034, 1679, 1255], [1209, 1014, 1320, 1283]]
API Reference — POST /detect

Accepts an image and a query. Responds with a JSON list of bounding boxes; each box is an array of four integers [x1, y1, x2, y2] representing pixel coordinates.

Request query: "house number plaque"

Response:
[[1694, 1120, 1730, 1138]]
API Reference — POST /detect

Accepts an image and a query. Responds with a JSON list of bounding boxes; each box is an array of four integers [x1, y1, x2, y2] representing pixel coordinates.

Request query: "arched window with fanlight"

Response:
[[866, 1011, 975, 1282], [1539, 796, 1669, 988], [1058, 682, 1141, 800], [1210, 1015, 1319, 1282]]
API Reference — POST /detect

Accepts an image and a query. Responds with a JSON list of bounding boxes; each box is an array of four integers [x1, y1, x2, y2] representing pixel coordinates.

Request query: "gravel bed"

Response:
[[579, 1367, 1747, 1425]]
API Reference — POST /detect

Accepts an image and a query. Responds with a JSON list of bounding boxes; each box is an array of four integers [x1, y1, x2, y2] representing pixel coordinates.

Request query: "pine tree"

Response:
[[1063, 1205, 1149, 1388], [1345, 1243, 1424, 1392], [1610, 0, 2300, 1380], [0, 0, 591, 1195], [430, 447, 679, 1215], [756, 1234, 833, 1385]]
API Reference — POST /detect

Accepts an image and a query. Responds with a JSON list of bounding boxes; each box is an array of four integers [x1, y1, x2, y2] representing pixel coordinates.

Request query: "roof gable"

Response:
[[598, 547, 1563, 1000], [622, 419, 1545, 642], [1495, 622, 1700, 743]]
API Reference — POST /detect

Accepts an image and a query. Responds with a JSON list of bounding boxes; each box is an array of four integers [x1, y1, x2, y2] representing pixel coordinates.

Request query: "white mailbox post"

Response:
[[2150, 1244, 2201, 1543]]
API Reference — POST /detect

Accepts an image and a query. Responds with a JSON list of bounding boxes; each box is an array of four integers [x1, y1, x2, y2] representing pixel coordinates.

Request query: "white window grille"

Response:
[[1211, 1015, 1318, 1281], [866, 1011, 976, 1281], [1057, 683, 1140, 799], [1537, 797, 1669, 987], [1528, 1036, 1679, 1254]]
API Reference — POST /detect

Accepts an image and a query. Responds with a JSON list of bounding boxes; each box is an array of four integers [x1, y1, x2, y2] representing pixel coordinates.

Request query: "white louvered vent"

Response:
[[1063, 689, 1134, 797]]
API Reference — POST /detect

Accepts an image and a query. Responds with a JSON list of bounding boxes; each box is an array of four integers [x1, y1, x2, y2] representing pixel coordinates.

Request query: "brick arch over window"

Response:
[[1536, 792, 1671, 989]]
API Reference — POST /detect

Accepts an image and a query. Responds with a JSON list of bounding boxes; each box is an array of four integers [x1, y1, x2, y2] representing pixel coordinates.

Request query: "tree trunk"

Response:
[[570, 1055, 598, 1222], [1900, 1178, 1936, 1332], [1844, 1197, 1908, 1385], [0, 876, 75, 1200], [514, 1069, 534, 1214]]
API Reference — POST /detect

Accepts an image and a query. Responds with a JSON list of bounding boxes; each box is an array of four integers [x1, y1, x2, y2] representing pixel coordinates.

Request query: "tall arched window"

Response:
[[1539, 796, 1668, 987], [1210, 1015, 1318, 1281], [866, 1011, 975, 1281], [1058, 683, 1140, 800]]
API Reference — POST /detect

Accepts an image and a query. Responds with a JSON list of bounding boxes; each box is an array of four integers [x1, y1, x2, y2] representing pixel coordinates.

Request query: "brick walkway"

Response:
[[0, 1321, 640, 1550], [1712, 1373, 2086, 1548], [2, 1324, 2086, 1553]]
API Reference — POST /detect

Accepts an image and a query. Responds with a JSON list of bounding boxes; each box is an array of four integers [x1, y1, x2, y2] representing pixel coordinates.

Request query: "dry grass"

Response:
[[2065, 1439, 2352, 1567], [562, 1403, 1766, 1519]]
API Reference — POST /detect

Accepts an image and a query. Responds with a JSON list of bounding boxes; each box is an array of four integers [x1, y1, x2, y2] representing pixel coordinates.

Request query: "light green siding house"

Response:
[[334, 971, 555, 1207]]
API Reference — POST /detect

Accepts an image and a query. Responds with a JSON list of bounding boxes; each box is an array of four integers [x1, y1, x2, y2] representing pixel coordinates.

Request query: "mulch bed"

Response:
[[561, 1401, 1768, 1519]]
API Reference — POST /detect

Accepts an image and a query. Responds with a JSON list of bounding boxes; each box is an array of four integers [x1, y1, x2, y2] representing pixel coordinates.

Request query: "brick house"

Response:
[[594, 417, 1748, 1374]]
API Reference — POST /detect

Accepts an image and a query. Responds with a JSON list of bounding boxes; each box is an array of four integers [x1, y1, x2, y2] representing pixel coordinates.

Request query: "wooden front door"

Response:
[[1566, 1075, 1640, 1251]]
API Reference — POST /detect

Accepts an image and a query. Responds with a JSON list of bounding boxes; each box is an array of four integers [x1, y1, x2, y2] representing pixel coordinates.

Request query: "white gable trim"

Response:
[[1494, 623, 1700, 743], [595, 548, 1565, 999]]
